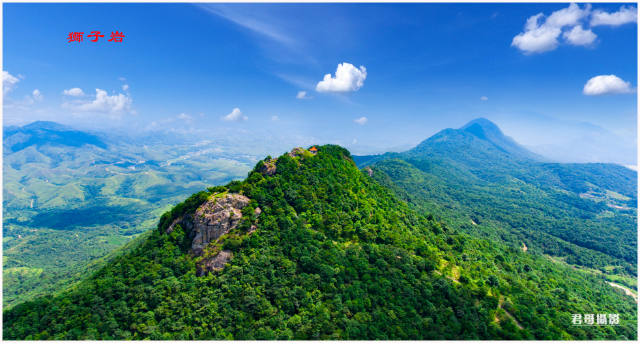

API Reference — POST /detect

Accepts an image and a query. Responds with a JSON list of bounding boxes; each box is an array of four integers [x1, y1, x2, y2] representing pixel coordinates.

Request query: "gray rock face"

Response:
[[196, 250, 233, 276], [191, 194, 250, 251], [365, 167, 373, 177], [260, 159, 277, 176]]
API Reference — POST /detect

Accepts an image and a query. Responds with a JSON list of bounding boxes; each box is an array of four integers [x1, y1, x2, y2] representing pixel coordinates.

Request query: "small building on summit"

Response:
[[309, 146, 318, 154]]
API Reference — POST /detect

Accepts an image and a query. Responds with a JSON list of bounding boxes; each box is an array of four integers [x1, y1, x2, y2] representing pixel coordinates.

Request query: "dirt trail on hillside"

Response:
[[609, 282, 638, 303], [499, 305, 524, 329]]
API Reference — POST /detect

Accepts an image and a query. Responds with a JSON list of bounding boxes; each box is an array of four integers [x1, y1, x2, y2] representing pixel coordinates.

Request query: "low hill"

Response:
[[3, 145, 636, 340]]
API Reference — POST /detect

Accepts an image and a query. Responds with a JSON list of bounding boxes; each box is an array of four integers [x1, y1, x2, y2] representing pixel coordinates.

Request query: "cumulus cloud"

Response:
[[122, 84, 129, 92], [63, 88, 85, 97], [545, 3, 591, 28], [296, 91, 312, 99], [3, 71, 20, 98], [354, 117, 368, 125], [32, 90, 44, 102], [480, 96, 488, 101], [316, 63, 367, 93], [271, 116, 279, 121], [119, 77, 127, 81], [591, 5, 637, 27], [563, 25, 597, 46], [512, 3, 597, 54], [512, 14, 563, 53], [583, 75, 635, 96], [62, 89, 134, 114], [220, 108, 248, 122]]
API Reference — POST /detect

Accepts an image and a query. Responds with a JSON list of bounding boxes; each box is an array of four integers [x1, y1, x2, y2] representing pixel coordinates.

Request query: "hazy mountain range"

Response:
[[486, 111, 637, 165]]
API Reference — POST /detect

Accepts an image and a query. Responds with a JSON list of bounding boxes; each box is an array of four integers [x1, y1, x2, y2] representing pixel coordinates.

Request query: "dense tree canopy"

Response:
[[3, 145, 637, 340]]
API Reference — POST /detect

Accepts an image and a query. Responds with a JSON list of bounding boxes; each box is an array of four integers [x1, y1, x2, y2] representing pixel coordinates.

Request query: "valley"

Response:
[[2, 122, 271, 308]]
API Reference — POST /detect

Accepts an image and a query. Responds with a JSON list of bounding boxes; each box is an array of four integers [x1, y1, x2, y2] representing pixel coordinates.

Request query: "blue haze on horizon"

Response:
[[2, 3, 638, 153]]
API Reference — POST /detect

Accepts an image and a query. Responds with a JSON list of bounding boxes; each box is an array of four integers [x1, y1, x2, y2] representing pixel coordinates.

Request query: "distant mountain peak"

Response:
[[460, 118, 503, 136], [404, 117, 550, 163], [4, 120, 107, 152], [21, 121, 74, 132]]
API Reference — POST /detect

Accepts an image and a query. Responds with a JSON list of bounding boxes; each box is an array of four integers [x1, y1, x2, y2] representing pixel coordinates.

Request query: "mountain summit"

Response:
[[459, 118, 548, 161], [404, 118, 548, 164]]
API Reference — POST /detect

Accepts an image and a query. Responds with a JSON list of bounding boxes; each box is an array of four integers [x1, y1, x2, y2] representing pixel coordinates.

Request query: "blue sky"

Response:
[[3, 3, 637, 151]]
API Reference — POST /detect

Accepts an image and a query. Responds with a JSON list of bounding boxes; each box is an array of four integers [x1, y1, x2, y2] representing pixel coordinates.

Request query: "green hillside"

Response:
[[3, 145, 636, 340], [2, 131, 260, 308], [359, 119, 637, 286]]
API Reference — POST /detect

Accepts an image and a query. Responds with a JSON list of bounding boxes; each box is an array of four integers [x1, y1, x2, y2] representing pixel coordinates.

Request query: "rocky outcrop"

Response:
[[196, 250, 233, 277], [163, 193, 254, 274], [288, 147, 306, 158], [166, 213, 193, 234], [190, 194, 250, 254], [365, 167, 373, 177], [260, 159, 277, 176], [248, 225, 257, 234]]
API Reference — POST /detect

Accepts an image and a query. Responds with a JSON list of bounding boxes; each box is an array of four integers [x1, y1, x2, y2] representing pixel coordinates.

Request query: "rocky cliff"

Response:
[[165, 193, 255, 274], [190, 193, 250, 253]]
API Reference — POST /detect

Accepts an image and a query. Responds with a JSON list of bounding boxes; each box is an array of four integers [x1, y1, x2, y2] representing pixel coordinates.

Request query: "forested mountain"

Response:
[[3, 145, 637, 340], [357, 119, 637, 288]]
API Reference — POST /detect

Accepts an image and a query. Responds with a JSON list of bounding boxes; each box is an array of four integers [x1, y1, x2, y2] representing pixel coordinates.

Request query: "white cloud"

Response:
[[3, 71, 20, 98], [563, 25, 597, 46], [316, 63, 367, 93], [177, 112, 195, 124], [512, 14, 562, 54], [122, 84, 129, 92], [352, 139, 357, 144], [32, 89, 44, 102], [545, 3, 591, 28], [583, 75, 635, 96], [199, 112, 205, 117], [119, 77, 127, 81], [271, 116, 279, 121], [220, 108, 248, 122], [591, 6, 637, 27], [480, 96, 488, 101], [354, 117, 368, 125], [62, 89, 134, 114], [63, 88, 85, 97], [296, 91, 312, 99], [512, 3, 597, 54]]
